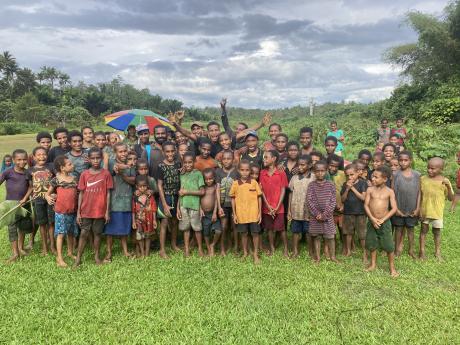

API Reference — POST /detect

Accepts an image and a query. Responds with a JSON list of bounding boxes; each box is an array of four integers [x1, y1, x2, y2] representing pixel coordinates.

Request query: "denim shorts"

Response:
[[290, 220, 309, 234]]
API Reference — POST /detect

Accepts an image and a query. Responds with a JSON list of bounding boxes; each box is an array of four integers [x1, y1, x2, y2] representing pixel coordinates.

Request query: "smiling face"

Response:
[[183, 155, 194, 172], [235, 123, 247, 134], [94, 134, 106, 149], [70, 135, 83, 152], [13, 153, 28, 169], [108, 133, 119, 146], [359, 153, 371, 167], [219, 133, 232, 150], [299, 132, 312, 148], [56, 132, 68, 149], [200, 143, 212, 159], [163, 144, 176, 162], [154, 127, 167, 145], [245, 136, 258, 151], [207, 124, 220, 143], [297, 159, 309, 174], [33, 148, 48, 166], [82, 128, 94, 144], [38, 137, 52, 151], [325, 140, 337, 155], [371, 170, 387, 187], [383, 146, 395, 162], [250, 166, 260, 180], [275, 136, 287, 152], [114, 144, 128, 162], [328, 160, 340, 175], [174, 131, 187, 146], [381, 119, 388, 128], [204, 171, 215, 187], [269, 125, 281, 141]]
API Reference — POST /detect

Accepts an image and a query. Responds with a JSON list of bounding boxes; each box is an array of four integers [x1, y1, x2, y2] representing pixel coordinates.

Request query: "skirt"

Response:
[[104, 211, 132, 236]]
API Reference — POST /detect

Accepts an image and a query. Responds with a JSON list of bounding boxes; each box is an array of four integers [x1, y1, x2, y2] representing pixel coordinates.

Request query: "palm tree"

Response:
[[58, 72, 71, 90], [0, 51, 18, 98]]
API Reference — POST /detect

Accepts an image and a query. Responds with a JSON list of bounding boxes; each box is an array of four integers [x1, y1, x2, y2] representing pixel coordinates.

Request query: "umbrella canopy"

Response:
[[104, 109, 175, 132]]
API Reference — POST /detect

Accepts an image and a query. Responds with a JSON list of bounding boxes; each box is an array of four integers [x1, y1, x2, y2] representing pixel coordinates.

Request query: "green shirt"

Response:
[[180, 170, 204, 211], [109, 159, 135, 212]]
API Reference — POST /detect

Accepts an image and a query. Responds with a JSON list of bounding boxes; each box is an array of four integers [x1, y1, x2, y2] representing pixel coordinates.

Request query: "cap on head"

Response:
[[191, 122, 203, 130], [244, 130, 258, 141], [136, 124, 149, 133]]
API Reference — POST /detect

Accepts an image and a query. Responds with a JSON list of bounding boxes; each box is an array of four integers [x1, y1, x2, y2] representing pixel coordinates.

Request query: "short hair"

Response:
[[396, 118, 404, 122], [113, 142, 127, 152], [207, 121, 220, 130], [324, 136, 338, 145], [135, 174, 149, 185], [383, 143, 396, 152], [355, 160, 367, 168], [154, 125, 167, 133], [67, 130, 83, 142], [330, 120, 337, 125], [218, 131, 231, 141], [183, 151, 195, 161], [202, 167, 215, 177], [314, 160, 328, 170], [136, 158, 149, 168], [220, 149, 234, 159], [162, 141, 176, 150], [237, 122, 248, 129], [53, 155, 67, 172], [81, 126, 93, 133], [327, 154, 343, 165], [87, 147, 102, 157], [381, 118, 388, 123], [249, 163, 260, 171], [344, 163, 357, 172], [298, 154, 311, 164], [53, 127, 68, 139], [238, 159, 251, 169], [375, 166, 391, 179], [266, 149, 280, 163], [287, 141, 299, 149], [310, 151, 324, 160], [389, 134, 398, 139], [300, 127, 313, 135], [358, 149, 372, 159], [269, 123, 282, 131], [275, 133, 288, 141], [94, 131, 106, 138], [36, 131, 52, 143], [199, 137, 212, 147], [373, 152, 385, 161], [12, 149, 27, 158], [398, 150, 413, 160], [32, 146, 47, 156]]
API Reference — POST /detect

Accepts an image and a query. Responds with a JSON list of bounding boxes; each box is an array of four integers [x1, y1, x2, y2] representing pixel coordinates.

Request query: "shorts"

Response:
[[342, 214, 367, 240], [54, 213, 79, 237], [290, 220, 309, 234], [391, 215, 418, 228], [365, 220, 394, 253], [178, 207, 202, 232], [158, 194, 178, 218], [333, 214, 343, 228], [262, 213, 285, 232], [220, 206, 232, 219], [7, 206, 34, 242], [236, 222, 261, 234], [422, 218, 443, 229], [202, 211, 222, 237], [33, 200, 55, 225], [80, 218, 105, 236], [105, 211, 131, 236]]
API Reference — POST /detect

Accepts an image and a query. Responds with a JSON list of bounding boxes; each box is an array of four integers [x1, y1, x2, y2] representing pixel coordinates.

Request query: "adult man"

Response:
[[134, 124, 167, 178]]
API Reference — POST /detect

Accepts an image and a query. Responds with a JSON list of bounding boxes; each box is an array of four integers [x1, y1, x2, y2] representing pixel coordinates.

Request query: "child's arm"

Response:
[[151, 198, 157, 229], [231, 197, 238, 224], [103, 151, 109, 170], [216, 183, 224, 217], [321, 184, 337, 218], [413, 187, 421, 216], [173, 122, 198, 142], [178, 187, 205, 197], [176, 195, 182, 220], [341, 182, 351, 203], [257, 195, 262, 224], [306, 186, 320, 217], [381, 189, 397, 222], [350, 183, 366, 201], [105, 190, 111, 224], [287, 189, 293, 221], [77, 191, 84, 225], [451, 192, 460, 212], [157, 179, 171, 218], [212, 191, 218, 222], [19, 185, 33, 205], [274, 187, 286, 213], [45, 184, 56, 205], [443, 177, 455, 201], [364, 188, 378, 228], [132, 198, 137, 230]]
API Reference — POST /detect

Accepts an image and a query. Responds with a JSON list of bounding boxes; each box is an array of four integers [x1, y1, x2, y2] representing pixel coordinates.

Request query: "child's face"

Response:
[[371, 170, 387, 187], [269, 126, 280, 140], [427, 160, 442, 178], [191, 126, 203, 137], [13, 153, 28, 169], [263, 152, 275, 168], [235, 123, 246, 134], [328, 160, 340, 175], [297, 160, 309, 174], [219, 133, 232, 150], [175, 131, 187, 146], [377, 142, 384, 151], [330, 123, 337, 131], [389, 136, 398, 146], [359, 154, 371, 167], [70, 136, 83, 152], [383, 146, 395, 162], [56, 132, 68, 148], [399, 155, 412, 170], [221, 152, 234, 169], [287, 145, 299, 160], [345, 168, 358, 182], [163, 145, 176, 162], [115, 145, 128, 162], [62, 159, 74, 173], [239, 164, 251, 179], [204, 172, 215, 187], [95, 135, 106, 149], [137, 182, 148, 194], [39, 137, 52, 151], [127, 154, 137, 167], [200, 143, 212, 159], [250, 167, 260, 180], [33, 149, 48, 166], [381, 120, 388, 128], [128, 127, 136, 137], [311, 155, 320, 166], [207, 124, 220, 143], [178, 144, 188, 159], [314, 164, 327, 181], [245, 137, 258, 151], [396, 119, 403, 128], [89, 152, 102, 169], [137, 164, 149, 176], [275, 136, 287, 152], [109, 133, 119, 146], [356, 163, 366, 178], [183, 156, 194, 172], [390, 159, 400, 172], [373, 157, 384, 169], [299, 132, 312, 148], [325, 140, 337, 155], [4, 156, 12, 166], [82, 128, 94, 143]]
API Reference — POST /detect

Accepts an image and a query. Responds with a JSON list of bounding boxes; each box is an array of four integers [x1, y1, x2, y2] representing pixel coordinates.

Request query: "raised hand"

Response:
[[220, 98, 227, 109], [262, 112, 272, 127]]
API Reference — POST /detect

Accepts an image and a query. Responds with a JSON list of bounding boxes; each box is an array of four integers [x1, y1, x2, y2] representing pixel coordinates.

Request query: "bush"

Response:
[[0, 122, 41, 135]]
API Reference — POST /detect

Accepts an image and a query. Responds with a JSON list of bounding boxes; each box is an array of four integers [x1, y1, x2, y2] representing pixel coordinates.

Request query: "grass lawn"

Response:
[[0, 134, 459, 344]]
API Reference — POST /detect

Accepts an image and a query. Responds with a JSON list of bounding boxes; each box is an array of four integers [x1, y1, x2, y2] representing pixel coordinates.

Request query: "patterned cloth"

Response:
[[306, 180, 337, 236]]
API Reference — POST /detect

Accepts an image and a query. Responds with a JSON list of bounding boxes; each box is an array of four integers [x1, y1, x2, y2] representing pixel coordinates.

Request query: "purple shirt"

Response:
[[0, 168, 29, 200]]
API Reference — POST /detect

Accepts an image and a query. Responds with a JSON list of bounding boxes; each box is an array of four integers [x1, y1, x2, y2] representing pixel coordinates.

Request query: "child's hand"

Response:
[[338, 205, 344, 213], [45, 194, 55, 205], [19, 197, 28, 206], [262, 112, 272, 127], [218, 207, 225, 218], [212, 212, 217, 222], [257, 214, 262, 224], [396, 209, 405, 217], [442, 178, 451, 186], [277, 164, 285, 171], [163, 204, 172, 218], [287, 210, 292, 222], [132, 222, 137, 230], [152, 220, 157, 229], [176, 209, 182, 221], [291, 167, 300, 175], [346, 180, 354, 188], [410, 208, 419, 217], [200, 209, 205, 218], [233, 213, 239, 224], [178, 189, 186, 196], [316, 214, 323, 221], [76, 214, 82, 226], [105, 211, 110, 224]]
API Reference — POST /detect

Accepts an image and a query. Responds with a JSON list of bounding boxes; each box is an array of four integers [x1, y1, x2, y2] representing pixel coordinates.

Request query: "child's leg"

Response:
[[307, 234, 314, 257], [121, 236, 130, 257], [292, 233, 300, 258], [184, 230, 191, 257], [48, 223, 56, 254], [138, 238, 145, 257], [39, 224, 48, 255], [387, 252, 399, 277], [394, 226, 403, 256], [56, 234, 67, 267], [312, 236, 321, 263], [267, 229, 275, 255], [252, 233, 260, 264], [433, 228, 442, 259], [210, 232, 221, 257], [241, 232, 249, 258], [18, 231, 27, 255], [66, 234, 75, 258], [27, 227, 37, 250], [195, 231, 204, 257], [169, 218, 180, 251], [94, 234, 102, 264], [365, 250, 377, 271], [105, 235, 113, 262], [232, 224, 239, 253], [75, 230, 89, 266], [280, 230, 289, 257], [345, 235, 352, 256], [326, 238, 339, 263], [145, 237, 152, 256], [159, 218, 169, 259], [419, 223, 429, 259], [407, 227, 415, 258]]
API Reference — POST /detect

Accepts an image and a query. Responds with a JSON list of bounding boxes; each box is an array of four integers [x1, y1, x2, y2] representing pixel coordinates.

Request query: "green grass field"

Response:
[[1, 133, 459, 344]]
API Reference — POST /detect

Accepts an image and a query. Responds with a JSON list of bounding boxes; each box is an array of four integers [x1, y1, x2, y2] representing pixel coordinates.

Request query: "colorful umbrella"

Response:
[[104, 109, 175, 132]]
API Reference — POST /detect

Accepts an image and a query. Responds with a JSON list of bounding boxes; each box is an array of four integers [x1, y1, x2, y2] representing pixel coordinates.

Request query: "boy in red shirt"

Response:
[[259, 150, 289, 257], [76, 147, 113, 266]]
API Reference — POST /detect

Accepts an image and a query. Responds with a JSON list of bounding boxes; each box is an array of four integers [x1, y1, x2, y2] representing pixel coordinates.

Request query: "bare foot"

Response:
[[25, 242, 33, 251], [390, 270, 400, 278], [330, 257, 340, 263], [184, 250, 190, 258], [418, 252, 427, 260], [435, 254, 443, 262], [253, 255, 261, 265], [172, 246, 181, 252], [56, 259, 68, 268], [241, 253, 248, 261], [103, 256, 112, 263], [6, 255, 19, 263], [68, 254, 77, 260], [313, 258, 320, 264], [198, 250, 205, 258], [220, 250, 227, 257], [19, 249, 29, 256], [95, 258, 103, 265], [159, 251, 169, 259], [209, 245, 215, 257], [283, 250, 289, 258], [291, 253, 299, 259], [365, 264, 376, 272], [73, 259, 81, 267], [408, 251, 416, 259]]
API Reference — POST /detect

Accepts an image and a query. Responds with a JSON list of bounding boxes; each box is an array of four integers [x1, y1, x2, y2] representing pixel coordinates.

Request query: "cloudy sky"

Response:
[[0, 0, 448, 108]]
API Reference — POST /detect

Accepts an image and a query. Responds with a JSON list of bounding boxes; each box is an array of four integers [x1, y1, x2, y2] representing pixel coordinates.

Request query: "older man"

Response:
[[133, 124, 167, 178]]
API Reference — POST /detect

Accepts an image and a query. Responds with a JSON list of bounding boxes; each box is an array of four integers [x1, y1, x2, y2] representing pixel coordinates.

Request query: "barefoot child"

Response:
[[132, 175, 157, 257], [288, 155, 315, 258], [65, 130, 89, 182], [419, 157, 454, 260], [392, 151, 420, 258], [194, 138, 218, 172], [177, 152, 205, 257], [76, 148, 113, 266], [46, 155, 79, 267], [0, 149, 32, 262], [260, 150, 289, 256], [364, 166, 398, 277], [341, 164, 368, 262], [201, 168, 222, 256], [47, 128, 69, 163], [230, 160, 263, 264], [306, 161, 338, 263]]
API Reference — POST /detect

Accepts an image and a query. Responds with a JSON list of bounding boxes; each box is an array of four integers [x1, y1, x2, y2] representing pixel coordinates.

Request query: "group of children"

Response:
[[0, 115, 458, 277]]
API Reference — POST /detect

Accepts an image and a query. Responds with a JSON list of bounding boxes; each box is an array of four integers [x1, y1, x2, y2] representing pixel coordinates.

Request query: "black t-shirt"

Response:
[[194, 136, 236, 158], [341, 179, 368, 215], [25, 164, 55, 201], [47, 146, 70, 163], [240, 149, 264, 169], [157, 161, 181, 195]]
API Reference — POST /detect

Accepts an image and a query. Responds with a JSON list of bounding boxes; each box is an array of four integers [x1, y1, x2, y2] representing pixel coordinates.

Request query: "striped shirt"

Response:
[[306, 180, 337, 236]]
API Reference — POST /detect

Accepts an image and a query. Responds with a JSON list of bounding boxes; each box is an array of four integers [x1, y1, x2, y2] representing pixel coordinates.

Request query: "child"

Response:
[[215, 132, 234, 164], [451, 151, 460, 211], [201, 168, 222, 256], [29, 131, 52, 167], [45, 155, 79, 267], [240, 131, 263, 168], [216, 150, 239, 255], [136, 159, 157, 194], [260, 150, 289, 257], [94, 131, 107, 151], [356, 160, 369, 180], [419, 157, 454, 260], [327, 154, 346, 253], [390, 157, 400, 173], [103, 132, 120, 168], [341, 164, 368, 262], [1, 154, 13, 172], [326, 121, 345, 156], [194, 138, 218, 172], [26, 147, 55, 255], [47, 128, 69, 163], [0, 149, 32, 262], [364, 166, 398, 277], [250, 164, 260, 181], [81, 126, 94, 151], [389, 135, 404, 155], [392, 151, 420, 258], [288, 155, 315, 258], [283, 141, 300, 181], [177, 152, 205, 257], [306, 161, 337, 263], [230, 160, 263, 264], [132, 175, 157, 257], [104, 143, 135, 261], [76, 148, 113, 266], [157, 141, 181, 258], [324, 136, 338, 160], [127, 151, 138, 168], [390, 118, 407, 146], [299, 127, 316, 155], [382, 143, 396, 164], [177, 143, 189, 162], [274, 133, 288, 163], [375, 141, 385, 153], [65, 130, 89, 182], [358, 149, 372, 179], [310, 151, 324, 166], [263, 123, 282, 151]]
